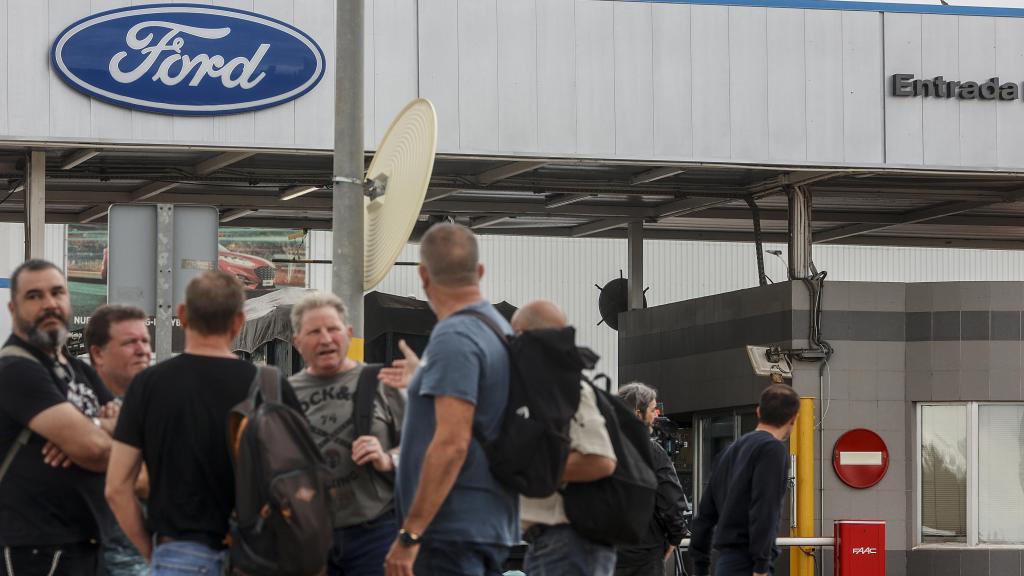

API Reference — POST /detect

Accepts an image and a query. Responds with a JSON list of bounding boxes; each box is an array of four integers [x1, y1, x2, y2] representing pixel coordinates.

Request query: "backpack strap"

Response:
[[353, 364, 385, 439], [454, 308, 511, 350], [0, 345, 41, 487], [256, 365, 281, 405]]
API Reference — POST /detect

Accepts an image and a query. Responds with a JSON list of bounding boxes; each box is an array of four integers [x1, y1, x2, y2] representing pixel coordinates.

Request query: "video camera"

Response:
[[651, 415, 682, 459]]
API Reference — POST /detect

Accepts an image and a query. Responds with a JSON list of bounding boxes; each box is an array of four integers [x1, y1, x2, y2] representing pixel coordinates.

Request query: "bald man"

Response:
[[515, 300, 619, 576], [386, 224, 518, 576]]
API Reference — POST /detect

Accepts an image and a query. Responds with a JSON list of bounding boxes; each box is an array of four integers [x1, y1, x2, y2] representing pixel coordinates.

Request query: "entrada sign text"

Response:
[[51, 5, 325, 116], [892, 74, 1021, 101]]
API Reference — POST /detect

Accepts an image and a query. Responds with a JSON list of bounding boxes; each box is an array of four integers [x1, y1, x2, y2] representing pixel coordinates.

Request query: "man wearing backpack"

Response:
[[0, 259, 118, 576], [690, 384, 800, 576], [289, 291, 405, 576], [385, 223, 518, 576], [105, 271, 306, 575], [615, 383, 689, 576], [513, 300, 619, 576]]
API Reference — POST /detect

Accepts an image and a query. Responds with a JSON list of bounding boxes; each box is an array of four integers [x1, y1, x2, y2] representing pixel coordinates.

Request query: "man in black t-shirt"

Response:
[[106, 270, 302, 576], [0, 259, 119, 576]]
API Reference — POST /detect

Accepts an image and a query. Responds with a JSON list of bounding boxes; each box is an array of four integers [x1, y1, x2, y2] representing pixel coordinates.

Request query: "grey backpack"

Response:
[[227, 366, 332, 576]]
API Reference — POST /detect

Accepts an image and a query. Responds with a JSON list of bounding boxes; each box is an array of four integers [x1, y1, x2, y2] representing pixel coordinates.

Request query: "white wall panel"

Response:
[[691, 5, 731, 159], [613, 2, 654, 158], [458, 0, 499, 153], [921, 14, 960, 167], [372, 0, 418, 146], [8, 0, 50, 137], [652, 3, 691, 159], [536, 0, 576, 155], [767, 9, 806, 162], [363, 0, 375, 149], [842, 11, 884, 163], [959, 16, 998, 167], [883, 13, 923, 165], [212, 0, 257, 144], [805, 10, 844, 163], [0, 2, 7, 135], [171, 0, 216, 145], [995, 18, 1024, 167], [49, 0, 91, 138], [293, 0, 334, 150], [729, 7, 769, 162], [251, 0, 295, 147], [418, 0, 460, 152], [497, 0, 539, 153], [575, 0, 616, 156]]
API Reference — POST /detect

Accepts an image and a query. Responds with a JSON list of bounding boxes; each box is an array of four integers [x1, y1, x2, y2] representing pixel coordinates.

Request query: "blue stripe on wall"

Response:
[[620, 0, 1024, 19], [0, 278, 9, 289]]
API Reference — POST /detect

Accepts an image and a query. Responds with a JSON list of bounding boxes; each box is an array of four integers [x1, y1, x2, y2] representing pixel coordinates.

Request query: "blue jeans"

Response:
[[524, 524, 616, 576], [412, 538, 510, 576], [151, 541, 226, 576], [328, 510, 399, 576], [102, 525, 148, 576], [714, 550, 774, 576]]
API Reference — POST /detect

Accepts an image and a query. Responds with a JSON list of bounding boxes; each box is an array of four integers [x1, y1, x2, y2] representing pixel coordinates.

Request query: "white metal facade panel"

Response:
[[212, 0, 257, 144], [883, 13, 923, 165], [536, 0, 577, 155], [729, 7, 769, 163], [458, 0, 499, 153], [690, 4, 731, 159], [842, 11, 884, 164], [575, 0, 616, 157], [652, 3, 692, 159], [497, 0, 539, 154], [921, 14, 960, 167], [958, 16, 998, 167], [804, 9, 845, 162], [766, 9, 806, 162], [8, 1, 50, 138], [418, 0, 460, 153], [995, 18, 1024, 168], [613, 1, 654, 159], [49, 0, 92, 139], [251, 0, 297, 147], [372, 0, 418, 147], [293, 0, 335, 150]]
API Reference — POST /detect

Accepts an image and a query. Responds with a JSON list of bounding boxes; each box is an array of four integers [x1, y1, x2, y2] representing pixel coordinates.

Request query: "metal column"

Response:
[[787, 186, 812, 280], [627, 221, 644, 310], [155, 204, 174, 362], [24, 151, 46, 260], [333, 0, 365, 359]]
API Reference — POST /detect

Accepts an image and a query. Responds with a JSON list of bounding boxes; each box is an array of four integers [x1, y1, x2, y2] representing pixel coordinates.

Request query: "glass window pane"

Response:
[[920, 405, 967, 543], [697, 414, 736, 510], [979, 405, 1024, 544]]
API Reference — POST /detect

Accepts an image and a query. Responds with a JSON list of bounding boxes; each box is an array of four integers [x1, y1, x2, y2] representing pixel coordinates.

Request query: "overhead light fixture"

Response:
[[280, 185, 319, 201]]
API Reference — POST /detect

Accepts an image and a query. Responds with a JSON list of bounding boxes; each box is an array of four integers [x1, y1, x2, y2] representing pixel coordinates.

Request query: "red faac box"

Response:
[[834, 520, 885, 576]]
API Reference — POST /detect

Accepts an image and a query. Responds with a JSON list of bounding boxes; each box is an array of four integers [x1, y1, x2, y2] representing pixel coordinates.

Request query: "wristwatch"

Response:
[[91, 417, 102, 429], [398, 528, 422, 547]]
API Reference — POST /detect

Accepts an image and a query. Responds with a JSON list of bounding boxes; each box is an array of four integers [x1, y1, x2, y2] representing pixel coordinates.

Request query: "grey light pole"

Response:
[[333, 1, 365, 347]]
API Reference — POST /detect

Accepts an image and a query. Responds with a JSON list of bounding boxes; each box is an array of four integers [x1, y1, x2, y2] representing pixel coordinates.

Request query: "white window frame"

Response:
[[915, 402, 1024, 548]]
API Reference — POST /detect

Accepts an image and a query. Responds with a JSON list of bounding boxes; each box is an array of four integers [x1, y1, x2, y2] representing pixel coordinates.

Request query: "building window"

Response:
[[917, 403, 1024, 546], [694, 408, 758, 507]]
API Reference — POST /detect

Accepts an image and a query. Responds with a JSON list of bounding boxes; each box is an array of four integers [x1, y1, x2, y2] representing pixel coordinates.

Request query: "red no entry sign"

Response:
[[832, 429, 889, 489]]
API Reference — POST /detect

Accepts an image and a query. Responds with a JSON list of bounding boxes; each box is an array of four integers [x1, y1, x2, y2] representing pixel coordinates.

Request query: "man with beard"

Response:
[[85, 305, 152, 576], [0, 259, 119, 576]]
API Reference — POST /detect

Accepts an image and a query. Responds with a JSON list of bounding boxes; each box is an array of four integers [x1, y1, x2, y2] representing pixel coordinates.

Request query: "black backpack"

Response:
[[457, 309, 585, 498], [227, 366, 333, 576], [563, 377, 658, 545]]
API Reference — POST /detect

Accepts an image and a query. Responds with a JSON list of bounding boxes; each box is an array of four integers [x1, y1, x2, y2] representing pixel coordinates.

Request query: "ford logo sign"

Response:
[[51, 4, 325, 116]]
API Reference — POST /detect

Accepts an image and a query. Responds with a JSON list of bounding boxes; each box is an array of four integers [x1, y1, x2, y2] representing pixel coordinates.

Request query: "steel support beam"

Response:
[[130, 181, 181, 203], [571, 217, 636, 238], [627, 221, 644, 310], [194, 151, 255, 176], [469, 215, 511, 229], [629, 167, 685, 185], [655, 197, 736, 219], [788, 186, 812, 280], [424, 188, 462, 202], [813, 199, 1013, 243], [24, 151, 46, 260], [545, 193, 594, 208], [333, 0, 365, 342], [220, 208, 257, 223], [77, 205, 109, 224], [155, 204, 173, 362], [475, 161, 547, 185], [60, 149, 100, 170]]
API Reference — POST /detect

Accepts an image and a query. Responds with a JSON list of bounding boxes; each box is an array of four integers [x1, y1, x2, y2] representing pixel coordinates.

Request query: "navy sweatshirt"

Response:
[[690, 430, 788, 575]]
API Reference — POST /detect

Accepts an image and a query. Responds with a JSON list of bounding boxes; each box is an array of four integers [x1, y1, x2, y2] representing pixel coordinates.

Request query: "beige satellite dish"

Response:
[[363, 98, 437, 290]]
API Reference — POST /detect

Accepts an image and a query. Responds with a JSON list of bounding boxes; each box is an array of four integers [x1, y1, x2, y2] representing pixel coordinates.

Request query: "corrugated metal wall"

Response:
[[0, 222, 67, 339], [308, 231, 1024, 382]]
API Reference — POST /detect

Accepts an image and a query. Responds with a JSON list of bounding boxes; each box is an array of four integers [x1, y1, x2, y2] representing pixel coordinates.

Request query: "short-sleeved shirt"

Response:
[[520, 382, 616, 528], [114, 354, 301, 549], [289, 364, 405, 528], [0, 334, 114, 546], [395, 300, 519, 546]]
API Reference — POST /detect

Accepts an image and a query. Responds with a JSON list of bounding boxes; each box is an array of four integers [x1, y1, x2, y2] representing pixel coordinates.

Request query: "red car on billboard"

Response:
[[101, 245, 276, 291]]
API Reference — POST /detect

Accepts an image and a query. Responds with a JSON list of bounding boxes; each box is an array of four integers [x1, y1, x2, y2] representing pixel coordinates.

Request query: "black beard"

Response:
[[18, 313, 70, 353]]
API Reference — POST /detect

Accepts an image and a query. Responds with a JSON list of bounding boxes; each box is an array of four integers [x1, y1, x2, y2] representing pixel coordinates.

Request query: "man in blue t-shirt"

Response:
[[385, 223, 519, 576]]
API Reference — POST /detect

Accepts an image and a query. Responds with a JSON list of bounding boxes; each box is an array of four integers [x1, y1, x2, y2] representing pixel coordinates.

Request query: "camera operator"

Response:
[[615, 383, 690, 576]]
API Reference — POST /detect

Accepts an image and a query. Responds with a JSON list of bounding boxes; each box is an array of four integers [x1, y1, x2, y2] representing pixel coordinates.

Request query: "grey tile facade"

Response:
[[620, 281, 1024, 576]]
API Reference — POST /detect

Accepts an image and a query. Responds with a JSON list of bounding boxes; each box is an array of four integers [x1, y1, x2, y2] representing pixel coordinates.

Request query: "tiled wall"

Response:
[[620, 280, 1024, 576]]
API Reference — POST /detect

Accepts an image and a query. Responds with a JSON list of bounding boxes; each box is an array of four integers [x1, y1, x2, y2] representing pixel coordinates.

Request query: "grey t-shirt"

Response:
[[290, 364, 405, 528]]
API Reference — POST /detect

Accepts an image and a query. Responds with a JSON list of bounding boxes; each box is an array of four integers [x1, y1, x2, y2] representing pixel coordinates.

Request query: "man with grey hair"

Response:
[[615, 383, 689, 576], [385, 223, 518, 576], [0, 259, 117, 575], [289, 291, 405, 576]]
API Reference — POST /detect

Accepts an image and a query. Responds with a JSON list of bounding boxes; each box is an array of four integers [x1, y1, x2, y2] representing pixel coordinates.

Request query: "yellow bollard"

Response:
[[790, 397, 815, 576], [347, 337, 364, 362]]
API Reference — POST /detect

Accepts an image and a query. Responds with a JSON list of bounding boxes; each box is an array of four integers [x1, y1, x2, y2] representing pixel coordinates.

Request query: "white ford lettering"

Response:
[[109, 21, 270, 89]]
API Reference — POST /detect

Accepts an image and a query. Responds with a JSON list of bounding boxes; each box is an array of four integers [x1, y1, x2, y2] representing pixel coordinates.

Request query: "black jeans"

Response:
[[714, 550, 775, 576], [2, 542, 101, 576]]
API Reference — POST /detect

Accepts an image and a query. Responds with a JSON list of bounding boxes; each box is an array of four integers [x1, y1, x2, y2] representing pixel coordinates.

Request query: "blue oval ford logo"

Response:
[[51, 4, 325, 116]]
